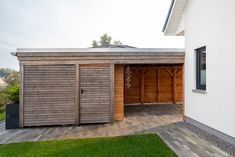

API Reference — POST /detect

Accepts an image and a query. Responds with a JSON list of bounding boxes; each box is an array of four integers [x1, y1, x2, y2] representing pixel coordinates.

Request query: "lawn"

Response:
[[0, 134, 177, 157]]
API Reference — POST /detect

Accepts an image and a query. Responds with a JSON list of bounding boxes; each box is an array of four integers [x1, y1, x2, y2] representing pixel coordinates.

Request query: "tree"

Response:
[[0, 68, 14, 78], [99, 33, 112, 47], [91, 33, 122, 47], [4, 71, 19, 86], [113, 40, 122, 45], [92, 40, 99, 47]]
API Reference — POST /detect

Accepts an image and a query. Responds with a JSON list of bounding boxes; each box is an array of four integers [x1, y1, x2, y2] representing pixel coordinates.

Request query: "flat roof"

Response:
[[14, 48, 185, 64], [13, 48, 184, 57]]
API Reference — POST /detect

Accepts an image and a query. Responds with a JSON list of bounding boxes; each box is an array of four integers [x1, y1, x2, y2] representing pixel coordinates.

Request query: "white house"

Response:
[[163, 0, 235, 147]]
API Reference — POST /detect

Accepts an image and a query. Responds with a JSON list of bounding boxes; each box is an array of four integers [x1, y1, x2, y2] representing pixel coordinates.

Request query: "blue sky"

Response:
[[0, 0, 184, 69]]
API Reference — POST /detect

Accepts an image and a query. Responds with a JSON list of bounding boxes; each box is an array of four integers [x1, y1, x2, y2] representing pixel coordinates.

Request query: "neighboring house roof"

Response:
[[162, 0, 188, 36]]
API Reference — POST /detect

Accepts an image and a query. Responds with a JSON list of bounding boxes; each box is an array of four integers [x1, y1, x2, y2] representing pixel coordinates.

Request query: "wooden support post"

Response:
[[182, 65, 186, 120], [114, 64, 124, 121], [172, 68, 177, 104], [156, 68, 158, 102], [141, 69, 145, 104], [157, 68, 160, 102]]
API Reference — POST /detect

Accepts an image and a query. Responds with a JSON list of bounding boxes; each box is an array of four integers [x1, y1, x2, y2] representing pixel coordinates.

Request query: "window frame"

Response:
[[196, 46, 206, 90]]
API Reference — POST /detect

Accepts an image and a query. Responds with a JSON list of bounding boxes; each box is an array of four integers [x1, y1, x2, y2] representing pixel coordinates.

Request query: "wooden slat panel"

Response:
[[175, 68, 183, 102], [125, 66, 183, 104], [144, 68, 157, 103], [125, 67, 141, 103], [114, 65, 124, 121], [80, 64, 111, 124], [158, 68, 172, 102], [23, 65, 76, 126]]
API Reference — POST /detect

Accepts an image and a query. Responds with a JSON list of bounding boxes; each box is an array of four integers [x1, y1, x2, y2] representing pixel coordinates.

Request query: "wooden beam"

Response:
[[165, 68, 173, 77], [114, 64, 124, 121], [172, 66, 182, 69], [156, 68, 159, 102], [130, 66, 182, 70], [141, 69, 145, 104], [144, 69, 151, 75], [132, 70, 141, 77], [182, 64, 186, 120], [172, 69, 177, 104], [176, 68, 182, 76], [157, 68, 160, 102]]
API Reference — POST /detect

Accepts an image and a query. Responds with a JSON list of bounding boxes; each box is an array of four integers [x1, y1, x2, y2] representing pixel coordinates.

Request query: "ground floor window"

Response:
[[196, 46, 206, 90]]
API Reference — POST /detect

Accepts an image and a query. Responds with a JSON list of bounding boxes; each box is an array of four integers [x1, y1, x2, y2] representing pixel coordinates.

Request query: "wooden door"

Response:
[[80, 64, 111, 124]]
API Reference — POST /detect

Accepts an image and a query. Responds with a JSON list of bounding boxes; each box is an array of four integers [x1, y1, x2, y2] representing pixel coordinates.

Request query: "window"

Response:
[[196, 46, 206, 90]]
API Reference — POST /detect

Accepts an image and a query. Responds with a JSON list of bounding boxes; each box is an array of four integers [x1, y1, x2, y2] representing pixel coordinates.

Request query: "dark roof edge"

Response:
[[162, 0, 175, 32], [11, 52, 17, 56]]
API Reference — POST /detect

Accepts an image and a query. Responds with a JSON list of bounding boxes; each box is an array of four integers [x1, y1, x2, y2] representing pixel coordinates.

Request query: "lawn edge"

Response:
[[155, 132, 181, 157], [0, 134, 157, 145]]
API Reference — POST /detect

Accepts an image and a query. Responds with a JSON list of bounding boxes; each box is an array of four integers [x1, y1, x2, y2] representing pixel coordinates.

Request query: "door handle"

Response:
[[81, 89, 85, 94]]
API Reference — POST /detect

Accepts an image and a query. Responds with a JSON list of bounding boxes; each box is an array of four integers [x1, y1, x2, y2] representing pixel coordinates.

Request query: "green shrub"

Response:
[[0, 90, 8, 121], [0, 90, 8, 108], [6, 84, 19, 104]]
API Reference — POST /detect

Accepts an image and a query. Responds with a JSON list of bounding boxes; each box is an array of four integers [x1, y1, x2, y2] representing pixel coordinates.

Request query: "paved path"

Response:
[[0, 104, 232, 157], [152, 123, 233, 157]]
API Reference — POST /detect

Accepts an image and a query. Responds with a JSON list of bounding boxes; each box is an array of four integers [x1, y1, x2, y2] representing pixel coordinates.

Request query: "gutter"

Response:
[[162, 0, 175, 32], [11, 52, 17, 56]]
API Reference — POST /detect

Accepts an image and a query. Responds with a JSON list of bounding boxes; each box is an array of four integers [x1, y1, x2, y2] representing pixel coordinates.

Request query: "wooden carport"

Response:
[[14, 48, 184, 127], [124, 65, 183, 105]]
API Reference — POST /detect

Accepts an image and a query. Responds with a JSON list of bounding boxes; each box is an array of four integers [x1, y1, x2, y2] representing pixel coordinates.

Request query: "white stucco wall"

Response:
[[184, 0, 235, 138]]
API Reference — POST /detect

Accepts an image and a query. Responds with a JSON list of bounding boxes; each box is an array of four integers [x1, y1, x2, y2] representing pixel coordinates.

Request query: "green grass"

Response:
[[0, 134, 177, 157]]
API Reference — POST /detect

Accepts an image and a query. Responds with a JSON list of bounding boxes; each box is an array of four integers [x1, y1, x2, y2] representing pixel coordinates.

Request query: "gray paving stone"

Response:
[[0, 104, 232, 157]]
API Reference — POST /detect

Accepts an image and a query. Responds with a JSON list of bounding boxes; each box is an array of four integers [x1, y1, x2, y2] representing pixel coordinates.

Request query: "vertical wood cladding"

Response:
[[114, 65, 124, 121], [125, 66, 183, 104], [23, 65, 76, 126]]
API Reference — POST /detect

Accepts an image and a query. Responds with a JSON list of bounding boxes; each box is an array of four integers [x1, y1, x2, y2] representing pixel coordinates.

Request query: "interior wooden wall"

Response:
[[125, 65, 183, 104], [114, 65, 124, 121]]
